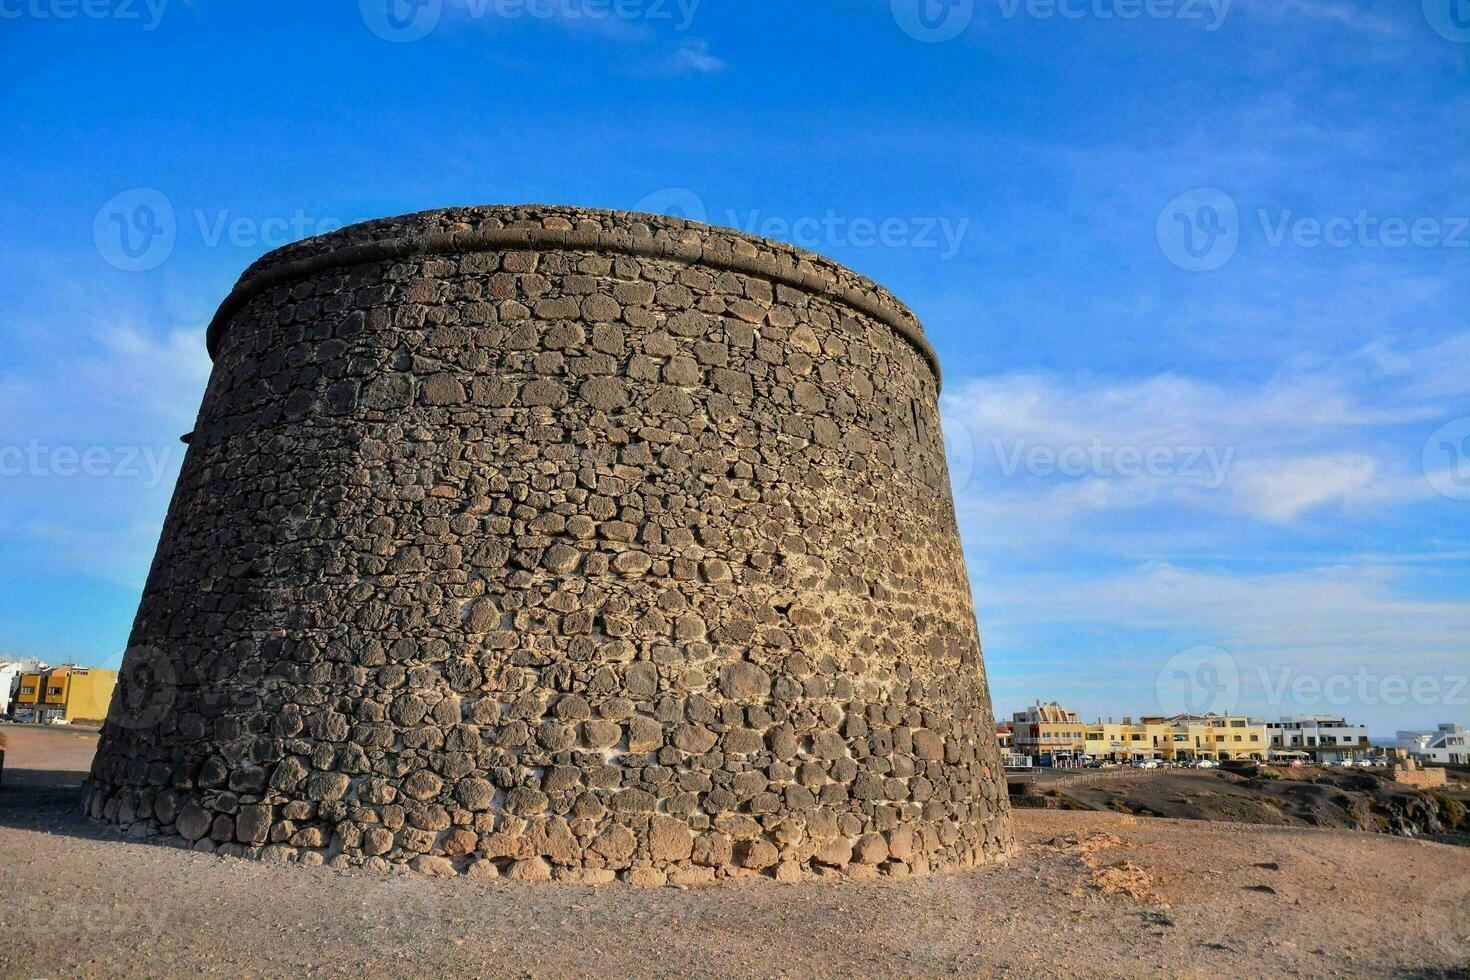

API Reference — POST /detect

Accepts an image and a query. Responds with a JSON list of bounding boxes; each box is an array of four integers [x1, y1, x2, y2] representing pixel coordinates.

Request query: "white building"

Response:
[[1396, 724, 1469, 766], [1265, 716, 1371, 762], [0, 659, 48, 717], [0, 663, 17, 716]]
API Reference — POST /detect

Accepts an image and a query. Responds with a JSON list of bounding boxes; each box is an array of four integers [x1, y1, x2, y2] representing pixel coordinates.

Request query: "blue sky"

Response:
[[0, 0, 1465, 734]]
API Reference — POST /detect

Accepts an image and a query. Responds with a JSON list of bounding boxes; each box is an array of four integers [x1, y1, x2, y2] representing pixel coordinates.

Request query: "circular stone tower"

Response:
[[87, 205, 1012, 883]]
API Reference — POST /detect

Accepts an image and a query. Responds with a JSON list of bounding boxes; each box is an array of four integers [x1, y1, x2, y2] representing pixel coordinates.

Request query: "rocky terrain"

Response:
[[3, 725, 1468, 977], [1018, 764, 1470, 846]]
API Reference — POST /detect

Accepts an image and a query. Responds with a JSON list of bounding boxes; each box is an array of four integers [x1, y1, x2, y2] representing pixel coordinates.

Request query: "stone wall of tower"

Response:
[[86, 205, 1012, 884]]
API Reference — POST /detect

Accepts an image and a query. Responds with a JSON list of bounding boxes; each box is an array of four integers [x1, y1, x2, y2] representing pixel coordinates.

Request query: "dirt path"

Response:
[[2, 725, 1467, 978]]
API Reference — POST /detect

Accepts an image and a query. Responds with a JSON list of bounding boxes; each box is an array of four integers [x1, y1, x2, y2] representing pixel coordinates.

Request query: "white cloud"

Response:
[[80, 325, 213, 430], [0, 301, 207, 589], [436, 0, 717, 71], [1232, 0, 1407, 37], [1227, 454, 1379, 522], [941, 335, 1462, 530], [668, 39, 725, 74]]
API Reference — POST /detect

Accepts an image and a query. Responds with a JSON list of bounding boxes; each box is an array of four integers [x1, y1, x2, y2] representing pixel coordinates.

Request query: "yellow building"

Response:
[[1085, 718, 1170, 760], [1085, 714, 1270, 762], [1169, 714, 1270, 760], [12, 666, 117, 726]]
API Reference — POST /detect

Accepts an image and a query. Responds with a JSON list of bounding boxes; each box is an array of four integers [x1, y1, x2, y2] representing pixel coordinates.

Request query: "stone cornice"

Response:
[[204, 207, 942, 389]]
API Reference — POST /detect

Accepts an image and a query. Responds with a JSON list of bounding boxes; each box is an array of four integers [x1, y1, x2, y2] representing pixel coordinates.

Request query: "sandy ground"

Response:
[[2, 724, 1468, 979]]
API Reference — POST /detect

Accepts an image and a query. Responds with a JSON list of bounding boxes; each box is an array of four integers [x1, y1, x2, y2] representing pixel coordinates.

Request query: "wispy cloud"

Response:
[[668, 38, 725, 74], [942, 335, 1459, 531], [0, 292, 208, 589], [80, 325, 212, 430], [1232, 0, 1409, 37], [434, 0, 716, 72]]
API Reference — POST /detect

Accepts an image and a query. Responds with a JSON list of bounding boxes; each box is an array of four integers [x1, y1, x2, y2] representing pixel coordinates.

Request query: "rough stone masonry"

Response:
[[86, 205, 1013, 884]]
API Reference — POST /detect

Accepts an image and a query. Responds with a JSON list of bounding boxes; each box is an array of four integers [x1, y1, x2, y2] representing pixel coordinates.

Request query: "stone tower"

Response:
[[87, 205, 1012, 883]]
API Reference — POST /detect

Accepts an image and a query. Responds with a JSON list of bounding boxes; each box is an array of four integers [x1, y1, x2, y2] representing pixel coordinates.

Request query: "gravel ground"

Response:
[[2, 724, 1467, 978]]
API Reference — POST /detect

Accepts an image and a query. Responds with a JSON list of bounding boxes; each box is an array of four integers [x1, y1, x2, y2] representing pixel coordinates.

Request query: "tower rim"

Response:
[[203, 203, 941, 388]]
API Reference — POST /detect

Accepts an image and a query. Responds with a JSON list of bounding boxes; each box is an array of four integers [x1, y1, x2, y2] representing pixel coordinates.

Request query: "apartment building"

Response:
[[1011, 702, 1086, 762], [0, 662, 23, 717], [1265, 716, 1371, 763], [1085, 714, 1270, 762], [0, 658, 47, 717], [1396, 724, 1468, 766], [11, 666, 117, 725]]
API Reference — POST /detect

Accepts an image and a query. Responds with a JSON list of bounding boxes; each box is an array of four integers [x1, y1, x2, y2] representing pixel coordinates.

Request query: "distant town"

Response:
[[2, 660, 1465, 777], [999, 700, 1467, 771], [0, 659, 117, 727]]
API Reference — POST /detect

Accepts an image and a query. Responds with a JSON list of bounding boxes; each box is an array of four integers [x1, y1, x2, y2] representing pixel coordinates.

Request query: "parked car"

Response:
[[1193, 759, 1218, 769]]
